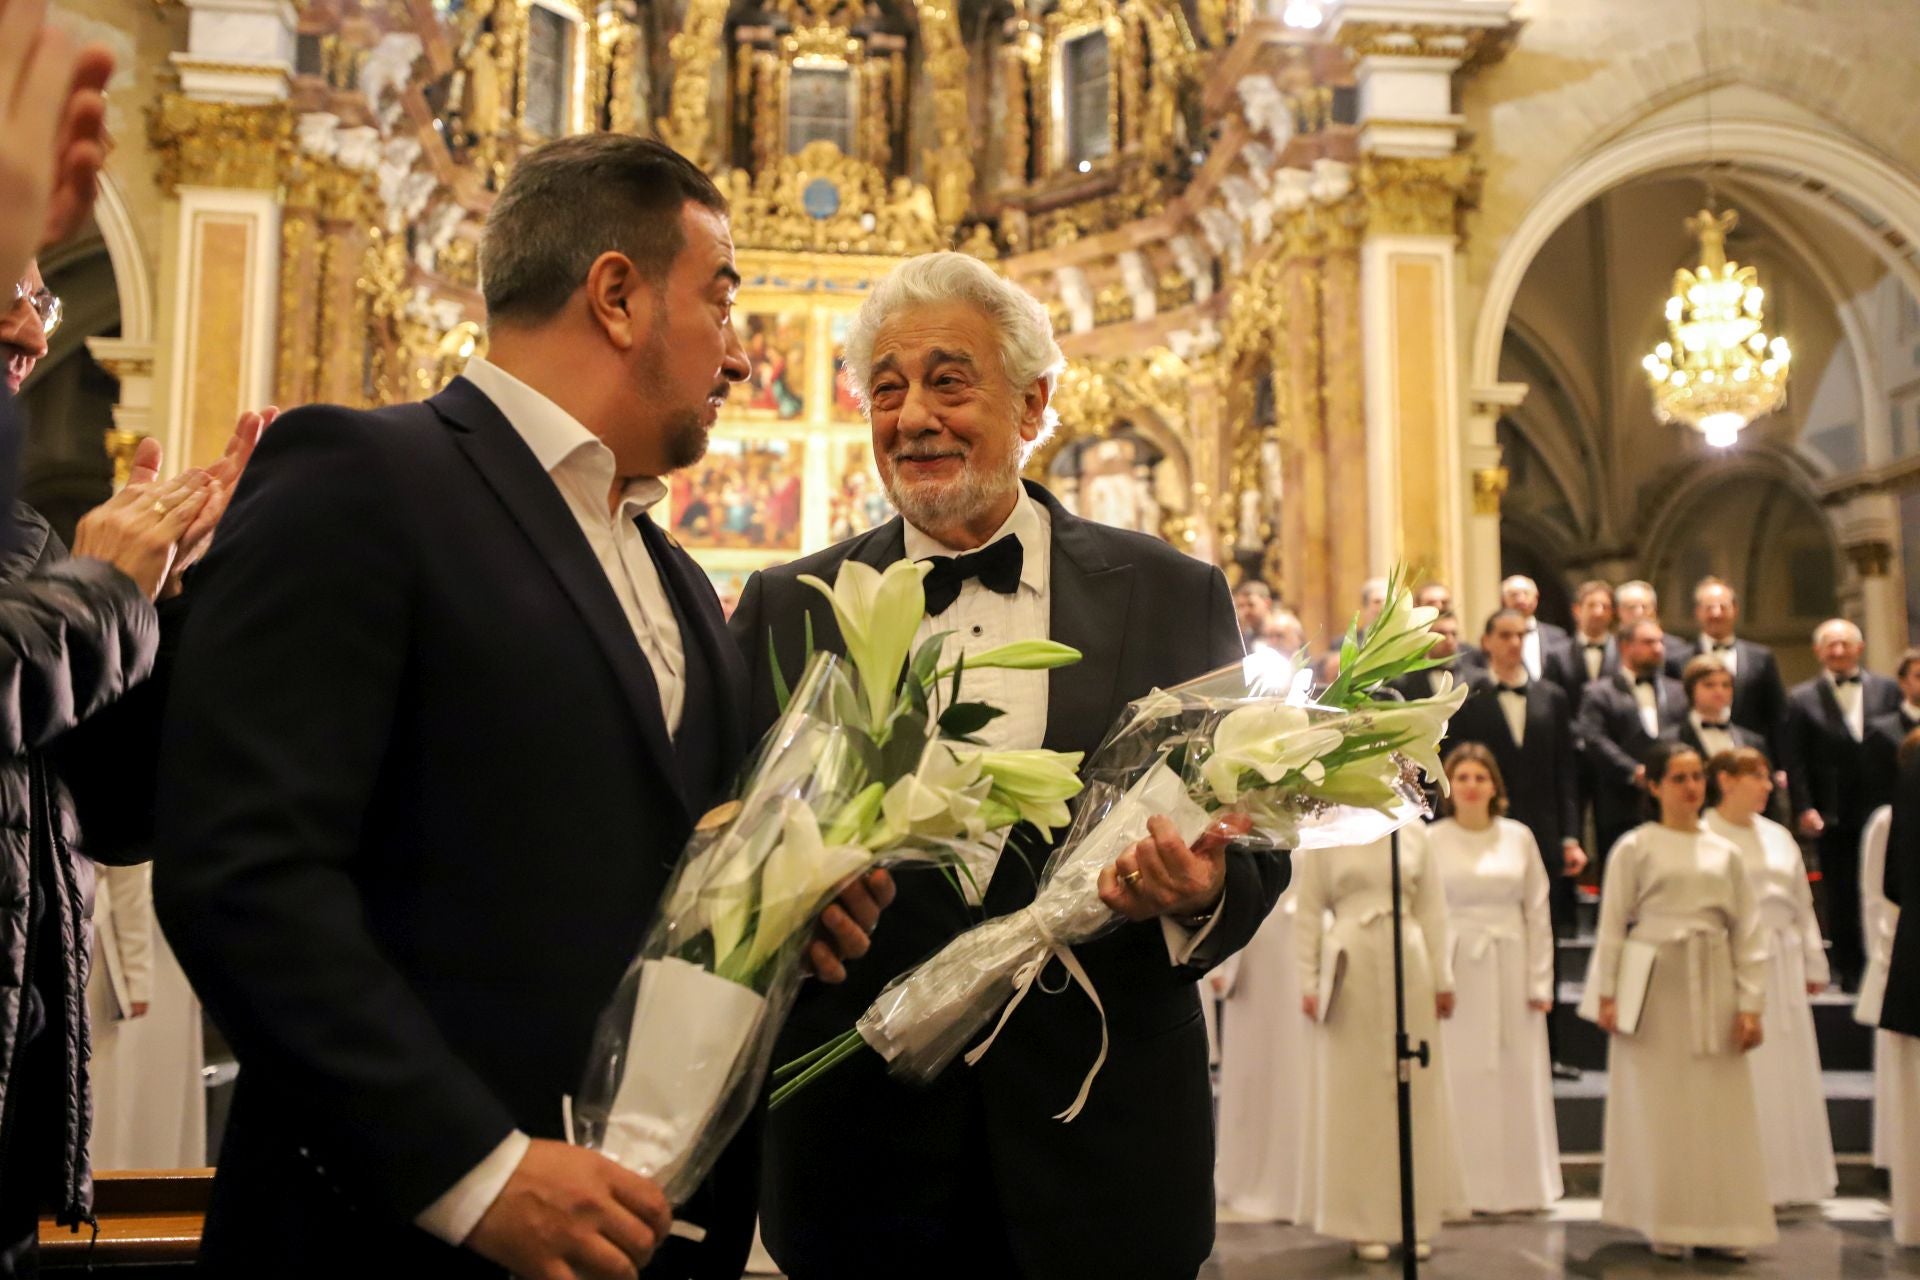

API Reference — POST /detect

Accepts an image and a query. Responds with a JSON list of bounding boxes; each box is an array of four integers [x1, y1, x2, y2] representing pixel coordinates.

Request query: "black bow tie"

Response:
[[1498, 682, 1529, 696], [921, 535, 1023, 615], [1585, 642, 1607, 652], [1711, 641, 1735, 652], [1700, 719, 1731, 731], [1635, 674, 1657, 687], [1833, 673, 1861, 687]]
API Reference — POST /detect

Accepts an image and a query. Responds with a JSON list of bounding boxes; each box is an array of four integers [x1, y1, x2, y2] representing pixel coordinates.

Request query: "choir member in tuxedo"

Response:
[[1666, 656, 1766, 760], [1577, 618, 1687, 871], [153, 137, 887, 1280], [1781, 618, 1902, 991], [1615, 579, 1688, 672], [1877, 733, 1920, 1245], [1417, 582, 1481, 675], [1234, 578, 1273, 652], [1501, 574, 1575, 691], [1441, 609, 1586, 1075], [1865, 647, 1920, 811], [732, 253, 1284, 1280], [1570, 579, 1617, 689], [1664, 577, 1787, 761]]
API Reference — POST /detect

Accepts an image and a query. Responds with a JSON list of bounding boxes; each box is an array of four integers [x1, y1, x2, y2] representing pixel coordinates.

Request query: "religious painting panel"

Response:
[[828, 313, 865, 422], [739, 311, 810, 420], [827, 439, 892, 543], [668, 436, 806, 551]]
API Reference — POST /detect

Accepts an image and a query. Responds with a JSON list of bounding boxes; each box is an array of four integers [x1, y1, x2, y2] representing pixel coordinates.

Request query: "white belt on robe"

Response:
[[1322, 896, 1424, 1054], [1451, 903, 1525, 1051], [1628, 914, 1736, 1056]]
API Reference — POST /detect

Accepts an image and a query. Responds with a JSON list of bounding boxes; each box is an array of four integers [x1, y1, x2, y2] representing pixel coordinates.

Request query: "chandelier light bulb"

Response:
[[1702, 413, 1745, 447], [1282, 0, 1326, 29]]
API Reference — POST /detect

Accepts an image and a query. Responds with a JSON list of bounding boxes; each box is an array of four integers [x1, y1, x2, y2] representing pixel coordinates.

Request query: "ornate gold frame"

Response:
[[1041, 0, 1123, 177]]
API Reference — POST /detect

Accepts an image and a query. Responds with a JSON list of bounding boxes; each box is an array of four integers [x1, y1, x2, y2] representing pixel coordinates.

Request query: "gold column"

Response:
[[659, 0, 726, 167], [1280, 218, 1331, 637], [315, 167, 379, 406], [1321, 202, 1371, 611]]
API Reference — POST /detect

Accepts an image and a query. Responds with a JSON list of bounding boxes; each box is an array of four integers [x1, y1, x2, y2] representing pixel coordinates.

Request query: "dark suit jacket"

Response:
[[731, 481, 1282, 1280], [1530, 620, 1580, 705], [153, 379, 753, 1278], [1780, 673, 1903, 829], [1441, 674, 1579, 873], [1665, 636, 1788, 756], [1865, 708, 1920, 813], [1880, 745, 1920, 1037], [1578, 671, 1687, 845]]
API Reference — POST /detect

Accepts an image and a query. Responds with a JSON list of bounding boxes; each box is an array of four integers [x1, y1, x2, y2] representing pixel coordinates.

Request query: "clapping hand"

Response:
[[0, 0, 113, 288], [155, 407, 275, 597]]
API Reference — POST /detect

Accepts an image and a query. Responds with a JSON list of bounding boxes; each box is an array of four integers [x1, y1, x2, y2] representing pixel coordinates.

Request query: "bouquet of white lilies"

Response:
[[774, 572, 1467, 1121], [570, 559, 1085, 1203]]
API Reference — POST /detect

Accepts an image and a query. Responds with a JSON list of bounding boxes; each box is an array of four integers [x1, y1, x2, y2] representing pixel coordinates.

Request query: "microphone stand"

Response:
[[1388, 826, 1427, 1278]]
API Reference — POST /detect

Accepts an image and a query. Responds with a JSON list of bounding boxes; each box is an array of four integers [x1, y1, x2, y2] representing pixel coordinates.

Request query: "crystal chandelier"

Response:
[[1641, 207, 1791, 448]]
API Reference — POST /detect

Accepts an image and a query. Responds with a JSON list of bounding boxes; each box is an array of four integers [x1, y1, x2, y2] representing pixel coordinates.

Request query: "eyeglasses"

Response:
[[11, 282, 63, 339]]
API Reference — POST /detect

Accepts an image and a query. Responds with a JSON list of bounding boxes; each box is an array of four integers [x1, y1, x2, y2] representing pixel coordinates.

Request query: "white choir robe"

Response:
[[1858, 807, 1900, 1169], [1431, 818, 1563, 1212], [1214, 885, 1309, 1222], [1887, 1031, 1920, 1247], [1595, 824, 1777, 1249], [1295, 830, 1467, 1245], [1706, 810, 1837, 1204]]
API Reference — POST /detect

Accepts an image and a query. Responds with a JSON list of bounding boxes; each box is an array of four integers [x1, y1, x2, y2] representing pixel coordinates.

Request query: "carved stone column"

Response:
[[1834, 493, 1909, 668], [86, 339, 158, 489], [1280, 219, 1331, 636], [1463, 382, 1525, 627], [1321, 203, 1372, 623]]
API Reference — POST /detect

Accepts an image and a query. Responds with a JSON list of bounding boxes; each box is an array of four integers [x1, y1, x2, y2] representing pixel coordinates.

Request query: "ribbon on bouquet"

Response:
[[962, 905, 1110, 1123]]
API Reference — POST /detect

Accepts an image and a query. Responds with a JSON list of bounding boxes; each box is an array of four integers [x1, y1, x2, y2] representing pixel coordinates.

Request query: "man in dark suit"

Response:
[[1569, 579, 1616, 689], [1664, 577, 1787, 759], [1781, 618, 1903, 991], [1665, 654, 1767, 761], [153, 136, 885, 1280], [1441, 608, 1586, 1074], [1615, 578, 1689, 672], [1578, 618, 1687, 871], [1865, 647, 1920, 811], [1501, 573, 1576, 696], [1390, 609, 1466, 700], [733, 252, 1285, 1280], [1877, 730, 1920, 1245]]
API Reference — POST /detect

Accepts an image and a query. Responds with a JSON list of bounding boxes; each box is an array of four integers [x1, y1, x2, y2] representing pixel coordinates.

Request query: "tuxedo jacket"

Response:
[[729, 481, 1281, 1280], [1663, 717, 1766, 761], [1664, 636, 1788, 755], [152, 379, 754, 1278], [1780, 673, 1903, 829], [1865, 708, 1920, 813], [1530, 620, 1581, 706], [1577, 671, 1687, 841], [1880, 745, 1920, 1036], [1440, 675, 1579, 873]]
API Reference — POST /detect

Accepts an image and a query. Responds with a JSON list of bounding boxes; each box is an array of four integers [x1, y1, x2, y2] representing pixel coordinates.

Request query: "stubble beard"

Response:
[[884, 441, 1021, 534], [637, 310, 714, 473]]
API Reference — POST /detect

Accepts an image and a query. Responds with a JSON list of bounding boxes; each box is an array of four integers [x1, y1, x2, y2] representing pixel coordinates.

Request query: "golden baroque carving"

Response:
[[726, 140, 942, 255], [659, 0, 727, 167], [1358, 153, 1478, 240], [148, 96, 290, 194], [1331, 20, 1509, 65], [914, 0, 973, 230]]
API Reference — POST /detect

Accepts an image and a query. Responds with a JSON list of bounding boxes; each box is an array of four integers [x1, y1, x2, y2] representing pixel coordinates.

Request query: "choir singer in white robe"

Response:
[[1703, 746, 1836, 1207], [1295, 830, 1465, 1262], [1860, 804, 1899, 1172], [1214, 870, 1309, 1223], [1430, 744, 1563, 1214], [1595, 741, 1775, 1259]]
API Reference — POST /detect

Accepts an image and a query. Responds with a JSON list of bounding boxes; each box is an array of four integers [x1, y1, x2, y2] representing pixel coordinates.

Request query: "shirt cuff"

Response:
[[1161, 888, 1227, 967], [415, 1129, 530, 1245]]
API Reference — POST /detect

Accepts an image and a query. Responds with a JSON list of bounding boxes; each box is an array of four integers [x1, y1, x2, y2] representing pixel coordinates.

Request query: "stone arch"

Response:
[[92, 170, 154, 345]]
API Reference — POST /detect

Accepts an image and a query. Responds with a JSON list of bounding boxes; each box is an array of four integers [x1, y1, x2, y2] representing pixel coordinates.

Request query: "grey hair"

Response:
[[843, 252, 1064, 456], [1814, 617, 1863, 646]]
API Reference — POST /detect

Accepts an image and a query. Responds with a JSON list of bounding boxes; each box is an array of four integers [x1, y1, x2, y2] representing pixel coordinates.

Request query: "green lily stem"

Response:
[[769, 1029, 868, 1110], [770, 1029, 852, 1083]]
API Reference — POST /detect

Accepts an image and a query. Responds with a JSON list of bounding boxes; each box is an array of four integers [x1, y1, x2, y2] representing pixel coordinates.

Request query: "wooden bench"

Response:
[[38, 1169, 210, 1270]]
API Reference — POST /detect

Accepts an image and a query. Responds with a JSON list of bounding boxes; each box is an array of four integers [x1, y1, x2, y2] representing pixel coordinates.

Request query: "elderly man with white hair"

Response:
[[731, 252, 1282, 1280], [1500, 573, 1578, 697], [1781, 618, 1902, 991]]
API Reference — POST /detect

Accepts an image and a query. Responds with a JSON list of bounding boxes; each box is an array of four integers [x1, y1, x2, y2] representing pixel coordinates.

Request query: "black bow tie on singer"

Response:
[[922, 535, 1023, 615], [1833, 673, 1862, 686]]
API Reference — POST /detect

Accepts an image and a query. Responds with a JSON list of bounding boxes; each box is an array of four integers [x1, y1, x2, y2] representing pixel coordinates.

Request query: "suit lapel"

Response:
[[1034, 486, 1134, 759], [1815, 678, 1848, 738], [432, 378, 690, 822]]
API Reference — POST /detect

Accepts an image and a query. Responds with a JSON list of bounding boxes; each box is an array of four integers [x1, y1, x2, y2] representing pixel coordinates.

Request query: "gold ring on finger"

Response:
[[1121, 868, 1143, 888], [151, 498, 170, 514]]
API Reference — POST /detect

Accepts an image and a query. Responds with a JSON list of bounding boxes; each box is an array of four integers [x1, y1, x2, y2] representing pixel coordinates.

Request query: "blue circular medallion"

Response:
[[802, 178, 841, 220]]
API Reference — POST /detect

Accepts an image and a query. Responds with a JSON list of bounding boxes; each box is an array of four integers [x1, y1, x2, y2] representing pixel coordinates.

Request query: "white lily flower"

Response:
[[1199, 704, 1346, 804], [799, 560, 933, 726], [1361, 681, 1471, 785], [877, 744, 990, 844], [745, 801, 876, 974], [961, 748, 1085, 839]]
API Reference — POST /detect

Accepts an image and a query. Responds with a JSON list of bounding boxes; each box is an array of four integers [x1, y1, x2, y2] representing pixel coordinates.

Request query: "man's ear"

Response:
[[584, 252, 647, 350], [1018, 376, 1052, 442]]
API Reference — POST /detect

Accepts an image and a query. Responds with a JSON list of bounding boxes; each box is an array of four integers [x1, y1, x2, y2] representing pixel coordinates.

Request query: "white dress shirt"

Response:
[[1629, 675, 1660, 738], [1829, 669, 1866, 741], [1700, 635, 1740, 678], [1521, 619, 1543, 681], [1493, 674, 1529, 747], [1690, 710, 1737, 760], [1903, 701, 1920, 725], [902, 492, 1217, 963], [1580, 633, 1609, 684], [417, 358, 693, 1245]]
